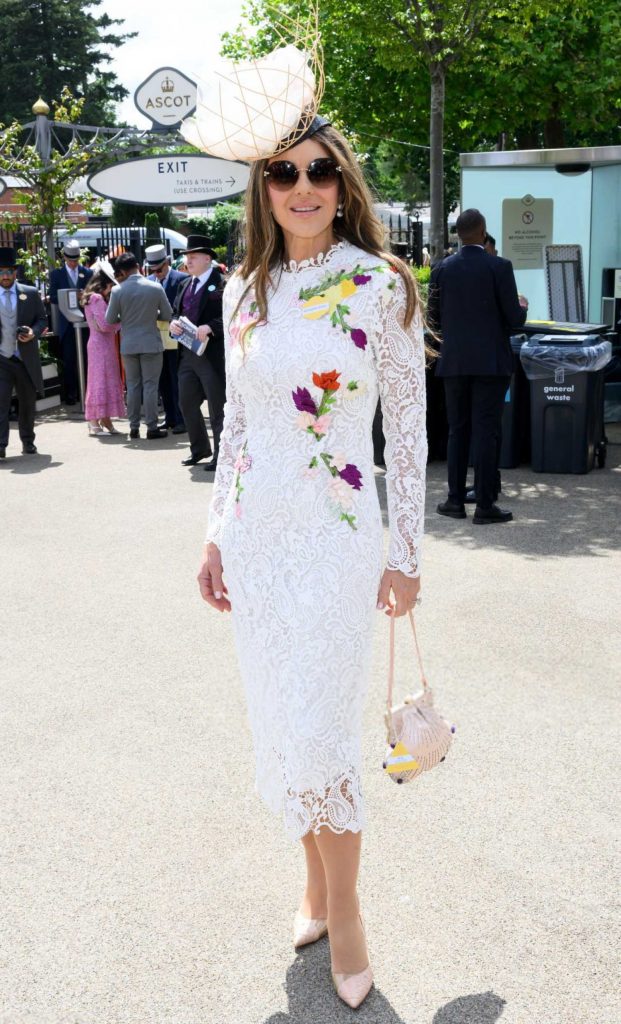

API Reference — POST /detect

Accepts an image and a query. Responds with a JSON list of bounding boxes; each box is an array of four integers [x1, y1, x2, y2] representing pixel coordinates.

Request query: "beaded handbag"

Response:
[[383, 610, 455, 784]]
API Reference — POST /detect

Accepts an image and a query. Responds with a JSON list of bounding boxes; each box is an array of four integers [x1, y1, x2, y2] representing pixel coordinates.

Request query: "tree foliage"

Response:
[[0, 88, 105, 266], [0, 0, 135, 127], [222, 0, 621, 231]]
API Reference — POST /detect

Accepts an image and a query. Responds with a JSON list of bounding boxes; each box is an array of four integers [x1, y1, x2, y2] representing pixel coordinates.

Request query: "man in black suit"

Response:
[[0, 247, 47, 458], [145, 244, 188, 434], [428, 208, 528, 524], [48, 239, 92, 404], [170, 235, 225, 471]]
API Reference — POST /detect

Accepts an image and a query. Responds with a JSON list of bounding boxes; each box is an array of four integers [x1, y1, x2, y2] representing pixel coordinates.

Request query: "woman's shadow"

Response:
[[262, 943, 506, 1024]]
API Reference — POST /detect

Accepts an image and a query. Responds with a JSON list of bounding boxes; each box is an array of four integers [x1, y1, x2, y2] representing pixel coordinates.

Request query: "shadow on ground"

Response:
[[261, 943, 405, 1024], [376, 428, 621, 560], [260, 944, 506, 1024], [0, 453, 62, 474], [433, 991, 507, 1023]]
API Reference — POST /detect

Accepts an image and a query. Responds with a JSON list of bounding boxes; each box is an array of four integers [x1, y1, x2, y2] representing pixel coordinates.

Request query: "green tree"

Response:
[[210, 202, 243, 247], [223, 0, 494, 260], [110, 202, 180, 230], [0, 88, 104, 266], [452, 0, 621, 150], [0, 0, 135, 127]]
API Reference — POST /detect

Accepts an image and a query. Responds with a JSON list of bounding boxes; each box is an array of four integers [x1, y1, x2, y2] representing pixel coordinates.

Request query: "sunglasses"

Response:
[[264, 158, 342, 191]]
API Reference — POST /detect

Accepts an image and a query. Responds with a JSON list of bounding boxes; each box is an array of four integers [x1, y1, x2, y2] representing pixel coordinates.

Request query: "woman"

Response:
[[195, 113, 427, 1007], [81, 262, 125, 435]]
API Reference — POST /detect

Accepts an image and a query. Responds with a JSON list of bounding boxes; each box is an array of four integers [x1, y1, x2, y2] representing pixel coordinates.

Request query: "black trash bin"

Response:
[[520, 334, 612, 473], [499, 334, 530, 469]]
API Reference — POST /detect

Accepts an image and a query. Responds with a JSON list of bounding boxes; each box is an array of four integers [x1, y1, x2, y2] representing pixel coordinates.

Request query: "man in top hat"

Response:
[[169, 235, 225, 470], [0, 247, 47, 458], [145, 244, 188, 434], [48, 239, 92, 405]]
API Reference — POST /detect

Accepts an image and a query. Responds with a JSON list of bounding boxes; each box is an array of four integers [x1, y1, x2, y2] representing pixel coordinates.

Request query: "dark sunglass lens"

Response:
[[307, 159, 340, 186], [266, 161, 298, 189]]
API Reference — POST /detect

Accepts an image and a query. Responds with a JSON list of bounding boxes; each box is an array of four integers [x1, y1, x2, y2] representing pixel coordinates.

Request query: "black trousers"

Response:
[[178, 349, 225, 459], [159, 349, 184, 428], [0, 354, 36, 448], [443, 375, 509, 509]]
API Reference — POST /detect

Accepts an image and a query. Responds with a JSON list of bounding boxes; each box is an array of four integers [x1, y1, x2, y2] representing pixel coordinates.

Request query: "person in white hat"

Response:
[[145, 244, 188, 434], [191, 26, 427, 1010], [48, 239, 93, 405]]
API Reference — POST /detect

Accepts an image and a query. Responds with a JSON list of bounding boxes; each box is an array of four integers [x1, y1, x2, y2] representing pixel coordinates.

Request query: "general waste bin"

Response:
[[499, 335, 530, 469], [520, 335, 612, 473]]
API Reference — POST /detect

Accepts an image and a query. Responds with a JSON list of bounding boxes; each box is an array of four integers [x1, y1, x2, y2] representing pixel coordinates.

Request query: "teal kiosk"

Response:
[[460, 145, 620, 469]]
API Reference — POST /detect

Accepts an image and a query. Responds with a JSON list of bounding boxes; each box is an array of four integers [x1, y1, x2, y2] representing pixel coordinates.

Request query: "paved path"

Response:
[[2, 411, 620, 1024]]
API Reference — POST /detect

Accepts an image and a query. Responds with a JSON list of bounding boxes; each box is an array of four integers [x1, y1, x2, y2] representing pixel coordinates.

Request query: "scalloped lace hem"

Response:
[[258, 769, 367, 841]]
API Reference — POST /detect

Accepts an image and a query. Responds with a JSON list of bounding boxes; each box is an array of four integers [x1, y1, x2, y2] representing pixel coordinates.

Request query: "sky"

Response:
[[102, 0, 245, 127]]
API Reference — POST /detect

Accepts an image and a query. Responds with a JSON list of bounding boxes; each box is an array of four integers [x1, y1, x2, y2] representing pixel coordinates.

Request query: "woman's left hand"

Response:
[[376, 569, 421, 617]]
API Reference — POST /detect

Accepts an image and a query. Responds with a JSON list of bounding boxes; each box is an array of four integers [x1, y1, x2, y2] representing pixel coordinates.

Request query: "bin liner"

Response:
[[520, 335, 611, 380]]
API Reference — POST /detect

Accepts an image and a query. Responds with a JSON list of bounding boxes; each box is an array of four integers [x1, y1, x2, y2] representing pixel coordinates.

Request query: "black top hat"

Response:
[[0, 247, 17, 268], [180, 235, 218, 258]]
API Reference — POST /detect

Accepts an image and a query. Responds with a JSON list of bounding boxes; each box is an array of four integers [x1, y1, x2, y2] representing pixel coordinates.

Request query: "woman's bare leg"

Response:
[[299, 831, 328, 918], [314, 828, 368, 974]]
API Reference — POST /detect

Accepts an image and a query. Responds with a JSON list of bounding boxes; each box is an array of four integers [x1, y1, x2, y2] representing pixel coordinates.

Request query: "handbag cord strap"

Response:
[[387, 610, 428, 714]]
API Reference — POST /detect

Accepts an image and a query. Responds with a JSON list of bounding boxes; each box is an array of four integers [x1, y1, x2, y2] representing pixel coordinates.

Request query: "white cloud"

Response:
[[102, 0, 246, 127]]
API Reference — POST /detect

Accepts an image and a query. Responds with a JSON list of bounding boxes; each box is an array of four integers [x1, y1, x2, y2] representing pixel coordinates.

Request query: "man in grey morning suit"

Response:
[[106, 252, 173, 439]]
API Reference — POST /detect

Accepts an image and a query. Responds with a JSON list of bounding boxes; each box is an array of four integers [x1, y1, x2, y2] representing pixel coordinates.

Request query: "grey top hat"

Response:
[[145, 244, 169, 266], [63, 239, 81, 258]]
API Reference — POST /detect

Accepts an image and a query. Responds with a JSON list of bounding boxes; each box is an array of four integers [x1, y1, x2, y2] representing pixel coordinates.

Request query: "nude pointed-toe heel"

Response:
[[331, 965, 374, 1009], [330, 913, 373, 1008], [293, 911, 328, 949]]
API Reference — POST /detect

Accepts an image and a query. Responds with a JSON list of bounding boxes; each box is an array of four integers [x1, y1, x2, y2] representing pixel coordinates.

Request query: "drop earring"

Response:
[[335, 203, 344, 218]]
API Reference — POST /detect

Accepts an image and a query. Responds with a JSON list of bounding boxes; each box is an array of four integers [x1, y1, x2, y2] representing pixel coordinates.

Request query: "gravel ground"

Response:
[[1, 410, 619, 1024]]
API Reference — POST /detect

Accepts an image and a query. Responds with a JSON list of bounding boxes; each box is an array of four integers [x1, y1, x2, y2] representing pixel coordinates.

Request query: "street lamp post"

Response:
[[32, 97, 55, 266]]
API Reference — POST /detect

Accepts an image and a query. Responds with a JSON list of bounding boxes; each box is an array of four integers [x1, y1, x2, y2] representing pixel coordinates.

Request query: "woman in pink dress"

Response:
[[81, 263, 125, 435]]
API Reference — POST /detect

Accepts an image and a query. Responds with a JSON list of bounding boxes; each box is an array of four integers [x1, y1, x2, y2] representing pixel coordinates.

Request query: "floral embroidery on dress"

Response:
[[233, 442, 252, 517], [229, 300, 259, 348], [291, 371, 364, 529], [298, 264, 388, 350]]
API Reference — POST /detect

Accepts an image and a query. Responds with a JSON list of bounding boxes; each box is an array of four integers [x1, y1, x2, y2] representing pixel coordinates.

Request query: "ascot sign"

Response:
[[134, 67, 197, 129], [87, 155, 250, 205]]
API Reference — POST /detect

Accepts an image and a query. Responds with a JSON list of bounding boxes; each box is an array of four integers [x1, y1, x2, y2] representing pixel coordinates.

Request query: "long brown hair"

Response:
[[80, 270, 114, 306], [235, 125, 419, 343]]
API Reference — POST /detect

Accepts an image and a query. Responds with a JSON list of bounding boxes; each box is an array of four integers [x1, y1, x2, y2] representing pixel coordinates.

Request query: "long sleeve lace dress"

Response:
[[205, 241, 427, 839]]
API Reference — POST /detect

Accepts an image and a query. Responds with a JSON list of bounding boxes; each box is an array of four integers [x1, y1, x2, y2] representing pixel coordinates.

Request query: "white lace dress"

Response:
[[205, 241, 427, 839]]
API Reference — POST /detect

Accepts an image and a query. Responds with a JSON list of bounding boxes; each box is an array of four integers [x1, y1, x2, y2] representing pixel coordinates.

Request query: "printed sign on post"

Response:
[[502, 195, 553, 269], [134, 67, 197, 129]]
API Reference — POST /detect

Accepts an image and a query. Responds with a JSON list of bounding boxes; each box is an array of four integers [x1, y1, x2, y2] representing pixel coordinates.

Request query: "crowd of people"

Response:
[[0, 234, 225, 470]]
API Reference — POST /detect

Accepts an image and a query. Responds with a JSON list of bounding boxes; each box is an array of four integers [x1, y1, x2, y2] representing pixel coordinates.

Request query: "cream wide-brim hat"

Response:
[[180, 44, 317, 162]]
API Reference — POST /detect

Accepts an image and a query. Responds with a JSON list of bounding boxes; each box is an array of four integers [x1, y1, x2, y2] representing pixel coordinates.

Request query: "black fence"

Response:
[[94, 225, 174, 261], [385, 213, 424, 265]]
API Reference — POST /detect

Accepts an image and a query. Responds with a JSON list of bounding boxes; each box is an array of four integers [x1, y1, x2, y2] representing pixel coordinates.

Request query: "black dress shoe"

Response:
[[129, 428, 140, 440], [203, 458, 218, 472], [473, 504, 513, 525], [22, 443, 38, 455], [0, 447, 5, 459], [171, 424, 187, 435], [146, 427, 168, 439], [437, 500, 466, 519], [181, 451, 210, 466]]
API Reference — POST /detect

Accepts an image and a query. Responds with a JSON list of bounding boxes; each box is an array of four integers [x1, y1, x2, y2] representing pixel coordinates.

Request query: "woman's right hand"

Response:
[[197, 542, 231, 612]]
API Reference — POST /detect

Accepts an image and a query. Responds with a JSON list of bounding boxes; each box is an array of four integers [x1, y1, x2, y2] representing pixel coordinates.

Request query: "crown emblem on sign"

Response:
[[161, 76, 174, 93]]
